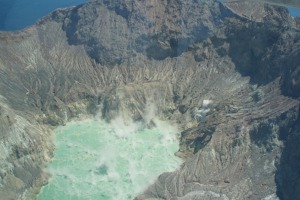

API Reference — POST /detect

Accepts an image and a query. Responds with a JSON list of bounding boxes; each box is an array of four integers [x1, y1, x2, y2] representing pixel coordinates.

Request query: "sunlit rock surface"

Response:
[[0, 0, 299, 199]]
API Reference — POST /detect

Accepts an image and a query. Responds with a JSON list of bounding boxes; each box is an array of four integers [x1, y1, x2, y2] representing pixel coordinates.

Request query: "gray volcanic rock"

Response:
[[48, 0, 234, 64], [0, 0, 299, 199], [0, 98, 54, 199], [276, 113, 300, 200]]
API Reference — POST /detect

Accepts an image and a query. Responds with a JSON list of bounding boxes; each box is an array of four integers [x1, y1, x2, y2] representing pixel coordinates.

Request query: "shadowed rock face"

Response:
[[0, 0, 299, 199]]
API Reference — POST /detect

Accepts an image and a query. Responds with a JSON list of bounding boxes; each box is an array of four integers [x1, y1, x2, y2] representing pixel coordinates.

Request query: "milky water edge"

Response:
[[37, 118, 182, 200]]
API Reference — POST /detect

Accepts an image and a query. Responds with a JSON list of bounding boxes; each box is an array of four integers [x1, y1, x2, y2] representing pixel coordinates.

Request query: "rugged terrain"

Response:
[[0, 0, 299, 199]]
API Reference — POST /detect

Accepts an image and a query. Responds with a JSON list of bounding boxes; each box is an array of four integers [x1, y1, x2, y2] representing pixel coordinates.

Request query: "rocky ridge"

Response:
[[0, 0, 299, 199]]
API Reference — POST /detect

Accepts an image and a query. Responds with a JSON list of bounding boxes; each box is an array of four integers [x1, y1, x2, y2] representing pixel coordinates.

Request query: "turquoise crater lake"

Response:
[[37, 118, 182, 200]]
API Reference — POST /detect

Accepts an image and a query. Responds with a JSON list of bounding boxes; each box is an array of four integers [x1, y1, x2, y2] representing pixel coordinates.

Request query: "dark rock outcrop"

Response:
[[0, 0, 299, 199]]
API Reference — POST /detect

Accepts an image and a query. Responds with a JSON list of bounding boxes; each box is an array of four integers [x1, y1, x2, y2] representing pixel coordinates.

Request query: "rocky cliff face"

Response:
[[0, 0, 299, 199]]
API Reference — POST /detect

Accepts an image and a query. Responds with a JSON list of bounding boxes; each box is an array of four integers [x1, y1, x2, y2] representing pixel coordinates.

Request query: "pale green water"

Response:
[[37, 118, 182, 200]]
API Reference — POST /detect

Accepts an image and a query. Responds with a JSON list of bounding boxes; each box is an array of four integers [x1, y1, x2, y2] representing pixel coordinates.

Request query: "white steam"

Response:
[[194, 99, 212, 121], [38, 103, 182, 200]]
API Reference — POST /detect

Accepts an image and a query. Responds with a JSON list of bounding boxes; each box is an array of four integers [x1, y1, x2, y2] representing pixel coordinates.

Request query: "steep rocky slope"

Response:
[[0, 0, 299, 199]]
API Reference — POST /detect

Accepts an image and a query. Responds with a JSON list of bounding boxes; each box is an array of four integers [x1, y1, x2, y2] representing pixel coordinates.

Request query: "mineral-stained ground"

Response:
[[0, 0, 299, 199]]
